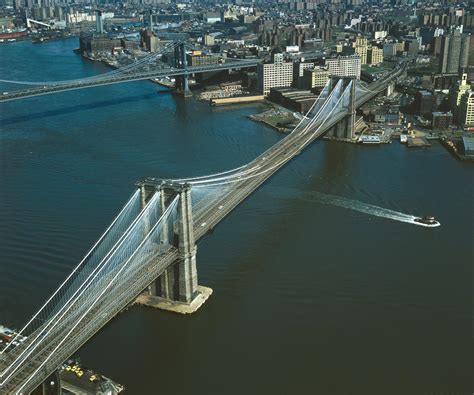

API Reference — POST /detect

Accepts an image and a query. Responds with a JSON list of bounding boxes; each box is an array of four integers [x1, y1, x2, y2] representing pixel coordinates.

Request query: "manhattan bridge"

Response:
[[0, 41, 405, 393]]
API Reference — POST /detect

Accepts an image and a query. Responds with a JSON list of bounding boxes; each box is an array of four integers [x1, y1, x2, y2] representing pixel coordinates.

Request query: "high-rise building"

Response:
[[293, 61, 314, 88], [433, 35, 443, 55], [257, 53, 294, 96], [95, 10, 104, 35], [374, 31, 387, 40], [13, 0, 22, 10], [354, 35, 368, 64], [439, 29, 470, 74], [460, 34, 471, 69], [141, 30, 159, 52], [368, 45, 383, 65], [383, 42, 397, 57], [449, 73, 471, 121], [325, 55, 361, 79], [203, 34, 215, 46], [458, 90, 474, 126], [54, 5, 63, 20], [303, 66, 330, 89], [395, 41, 405, 53], [413, 91, 436, 115], [470, 37, 474, 67], [405, 38, 419, 56]]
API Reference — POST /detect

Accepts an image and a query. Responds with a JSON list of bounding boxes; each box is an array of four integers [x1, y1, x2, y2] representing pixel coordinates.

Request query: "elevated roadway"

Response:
[[0, 63, 404, 394], [0, 59, 261, 103]]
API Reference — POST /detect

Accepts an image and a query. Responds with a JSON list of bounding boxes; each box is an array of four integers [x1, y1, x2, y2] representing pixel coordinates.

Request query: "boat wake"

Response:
[[298, 191, 437, 227]]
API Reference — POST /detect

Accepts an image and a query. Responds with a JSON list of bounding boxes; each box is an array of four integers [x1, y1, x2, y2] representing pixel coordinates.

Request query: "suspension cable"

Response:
[[193, 87, 346, 187], [191, 81, 344, 187], [0, 188, 140, 355], [13, 196, 179, 395], [0, 191, 160, 381], [0, 41, 180, 86], [170, 80, 333, 184]]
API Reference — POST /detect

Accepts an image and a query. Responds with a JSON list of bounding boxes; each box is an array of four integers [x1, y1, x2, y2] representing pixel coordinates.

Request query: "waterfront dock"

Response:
[[407, 136, 431, 147], [210, 95, 265, 106], [60, 359, 124, 395], [440, 137, 474, 161], [1, 323, 125, 394]]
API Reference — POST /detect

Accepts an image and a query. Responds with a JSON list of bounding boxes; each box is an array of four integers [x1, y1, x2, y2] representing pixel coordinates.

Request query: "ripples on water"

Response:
[[302, 191, 424, 225], [268, 186, 435, 227], [0, 39, 471, 393]]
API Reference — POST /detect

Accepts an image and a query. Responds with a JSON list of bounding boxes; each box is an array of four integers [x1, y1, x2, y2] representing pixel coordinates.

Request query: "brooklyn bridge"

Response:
[[0, 43, 405, 393]]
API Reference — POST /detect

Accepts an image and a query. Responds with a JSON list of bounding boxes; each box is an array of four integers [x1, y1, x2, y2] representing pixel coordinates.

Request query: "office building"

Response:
[[354, 35, 368, 64], [383, 42, 397, 57], [325, 55, 361, 79], [368, 46, 383, 65], [80, 36, 122, 54], [431, 112, 453, 129], [449, 73, 471, 120], [96, 10, 103, 35], [203, 34, 215, 46], [460, 34, 471, 69], [395, 41, 405, 53], [303, 66, 330, 89], [462, 136, 474, 156], [413, 91, 436, 115], [141, 30, 160, 52], [186, 52, 220, 67], [257, 53, 294, 96], [293, 61, 314, 88], [439, 29, 470, 74], [458, 90, 474, 126], [405, 38, 419, 56]]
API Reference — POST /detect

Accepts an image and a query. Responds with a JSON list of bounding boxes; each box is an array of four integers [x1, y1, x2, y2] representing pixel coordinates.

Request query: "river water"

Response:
[[0, 39, 472, 394]]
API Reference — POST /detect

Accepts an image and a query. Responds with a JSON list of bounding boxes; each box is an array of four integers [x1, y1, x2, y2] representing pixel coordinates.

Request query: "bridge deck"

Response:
[[0, 64, 405, 394], [0, 60, 261, 103]]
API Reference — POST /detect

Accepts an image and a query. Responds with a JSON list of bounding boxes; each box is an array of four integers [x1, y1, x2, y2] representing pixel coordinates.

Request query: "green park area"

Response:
[[361, 61, 396, 74]]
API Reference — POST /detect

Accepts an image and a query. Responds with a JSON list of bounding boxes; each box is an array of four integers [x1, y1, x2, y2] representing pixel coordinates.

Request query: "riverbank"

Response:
[[211, 95, 265, 106], [249, 104, 301, 133], [440, 137, 474, 161], [0, 37, 471, 395]]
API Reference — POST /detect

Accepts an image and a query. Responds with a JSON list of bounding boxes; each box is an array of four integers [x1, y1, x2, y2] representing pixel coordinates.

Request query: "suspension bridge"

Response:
[[0, 59, 405, 393], [0, 41, 260, 102]]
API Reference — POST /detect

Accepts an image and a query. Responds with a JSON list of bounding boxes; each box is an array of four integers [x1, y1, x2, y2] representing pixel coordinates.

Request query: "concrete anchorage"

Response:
[[325, 77, 356, 141], [136, 181, 212, 314]]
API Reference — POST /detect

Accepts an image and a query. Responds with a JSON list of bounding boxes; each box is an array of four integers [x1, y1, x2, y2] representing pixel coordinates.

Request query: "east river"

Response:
[[0, 38, 471, 393]]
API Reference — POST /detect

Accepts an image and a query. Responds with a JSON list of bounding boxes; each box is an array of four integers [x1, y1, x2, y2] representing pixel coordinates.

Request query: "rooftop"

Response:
[[462, 136, 474, 154]]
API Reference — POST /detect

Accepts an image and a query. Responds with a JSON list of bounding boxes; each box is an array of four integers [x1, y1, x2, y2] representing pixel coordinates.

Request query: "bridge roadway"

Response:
[[192, 66, 405, 238], [0, 59, 261, 103], [0, 65, 404, 394], [149, 65, 404, 228], [0, 245, 180, 393]]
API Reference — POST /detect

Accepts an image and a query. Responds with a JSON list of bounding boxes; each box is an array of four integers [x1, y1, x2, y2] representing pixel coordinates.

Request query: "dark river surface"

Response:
[[0, 39, 472, 394]]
